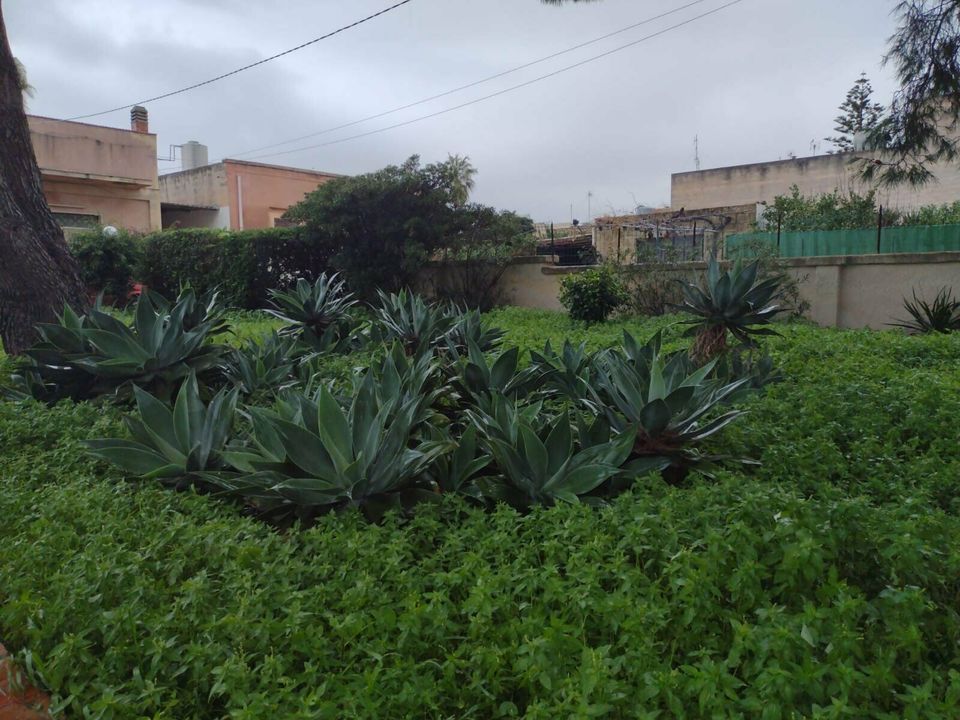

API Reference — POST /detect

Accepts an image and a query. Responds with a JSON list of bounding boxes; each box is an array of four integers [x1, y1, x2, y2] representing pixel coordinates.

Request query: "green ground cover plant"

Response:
[[1, 308, 960, 718]]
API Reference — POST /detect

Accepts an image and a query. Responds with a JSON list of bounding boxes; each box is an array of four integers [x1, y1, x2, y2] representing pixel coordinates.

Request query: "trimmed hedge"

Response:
[[140, 227, 333, 308]]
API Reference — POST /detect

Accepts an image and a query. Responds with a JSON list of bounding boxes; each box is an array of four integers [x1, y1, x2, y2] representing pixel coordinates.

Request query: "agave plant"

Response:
[[148, 286, 231, 336], [372, 289, 457, 356], [453, 340, 540, 412], [13, 290, 228, 402], [467, 395, 636, 507], [675, 257, 785, 362], [528, 339, 597, 406], [592, 331, 752, 481], [442, 307, 504, 356], [218, 372, 453, 522], [223, 332, 301, 399], [265, 274, 358, 351], [889, 287, 960, 334], [85, 373, 239, 487]]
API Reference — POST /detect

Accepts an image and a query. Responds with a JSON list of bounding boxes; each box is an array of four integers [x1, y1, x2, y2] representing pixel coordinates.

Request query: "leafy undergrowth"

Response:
[[2, 311, 960, 719]]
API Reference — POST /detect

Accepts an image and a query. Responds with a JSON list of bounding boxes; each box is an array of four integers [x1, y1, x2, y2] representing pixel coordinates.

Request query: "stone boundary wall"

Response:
[[427, 253, 960, 329]]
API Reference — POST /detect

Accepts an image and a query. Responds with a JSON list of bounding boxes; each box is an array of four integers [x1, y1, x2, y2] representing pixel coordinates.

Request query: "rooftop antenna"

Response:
[[694, 135, 701, 171]]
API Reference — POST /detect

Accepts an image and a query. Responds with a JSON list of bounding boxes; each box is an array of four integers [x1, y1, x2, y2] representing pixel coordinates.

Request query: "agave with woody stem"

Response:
[[675, 257, 785, 362], [592, 331, 752, 482], [889, 287, 960, 334], [85, 373, 239, 488]]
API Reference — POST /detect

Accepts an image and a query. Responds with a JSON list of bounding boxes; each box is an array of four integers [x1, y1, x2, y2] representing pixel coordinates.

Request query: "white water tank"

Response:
[[181, 141, 209, 170]]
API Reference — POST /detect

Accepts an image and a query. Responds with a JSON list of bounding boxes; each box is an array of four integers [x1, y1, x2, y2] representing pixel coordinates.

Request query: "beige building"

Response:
[[29, 107, 161, 235], [671, 150, 960, 211], [160, 153, 341, 230]]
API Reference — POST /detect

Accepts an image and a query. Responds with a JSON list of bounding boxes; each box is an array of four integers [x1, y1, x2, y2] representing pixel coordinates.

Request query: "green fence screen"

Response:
[[727, 223, 960, 258]]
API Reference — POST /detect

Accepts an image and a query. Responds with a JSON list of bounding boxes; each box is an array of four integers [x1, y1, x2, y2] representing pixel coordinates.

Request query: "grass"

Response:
[[2, 309, 960, 718]]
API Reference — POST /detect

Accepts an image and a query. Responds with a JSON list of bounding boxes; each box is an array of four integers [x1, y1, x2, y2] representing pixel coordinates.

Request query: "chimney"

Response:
[[131, 105, 149, 133]]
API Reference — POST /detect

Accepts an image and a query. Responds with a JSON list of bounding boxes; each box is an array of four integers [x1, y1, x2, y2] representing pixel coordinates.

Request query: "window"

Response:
[[53, 212, 100, 241]]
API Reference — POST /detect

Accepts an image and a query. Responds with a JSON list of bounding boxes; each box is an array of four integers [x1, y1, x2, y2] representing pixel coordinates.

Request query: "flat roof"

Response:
[[223, 158, 345, 178], [27, 114, 156, 137], [672, 150, 859, 178]]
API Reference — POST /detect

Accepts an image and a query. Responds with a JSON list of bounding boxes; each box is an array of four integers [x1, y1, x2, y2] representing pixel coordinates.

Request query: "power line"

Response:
[[229, 0, 712, 158], [242, 0, 744, 163], [66, 0, 415, 121]]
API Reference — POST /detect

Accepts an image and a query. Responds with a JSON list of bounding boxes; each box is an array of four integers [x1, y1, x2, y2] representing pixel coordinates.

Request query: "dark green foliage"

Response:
[[3, 314, 960, 719], [429, 206, 536, 310], [759, 185, 895, 232], [559, 264, 628, 323], [9, 288, 229, 403], [891, 287, 960, 334], [825, 73, 885, 152], [85, 373, 238, 485], [592, 331, 749, 478], [372, 288, 457, 356], [284, 156, 460, 300], [467, 395, 636, 507], [68, 227, 143, 300], [265, 273, 358, 352], [139, 227, 333, 309], [862, 0, 960, 187], [222, 332, 301, 399]]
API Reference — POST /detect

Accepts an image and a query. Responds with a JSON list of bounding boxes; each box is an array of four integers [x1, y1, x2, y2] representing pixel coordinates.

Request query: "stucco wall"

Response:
[[28, 115, 161, 232], [672, 152, 960, 211], [224, 160, 339, 230], [43, 178, 159, 233], [432, 253, 960, 330], [159, 164, 229, 209]]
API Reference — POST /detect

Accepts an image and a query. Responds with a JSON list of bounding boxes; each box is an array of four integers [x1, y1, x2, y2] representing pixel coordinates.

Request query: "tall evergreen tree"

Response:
[[864, 0, 960, 186], [826, 73, 885, 152]]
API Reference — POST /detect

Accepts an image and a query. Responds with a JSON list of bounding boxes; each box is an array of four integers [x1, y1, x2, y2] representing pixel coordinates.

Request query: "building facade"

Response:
[[29, 107, 161, 236], [671, 151, 960, 212], [159, 157, 341, 230]]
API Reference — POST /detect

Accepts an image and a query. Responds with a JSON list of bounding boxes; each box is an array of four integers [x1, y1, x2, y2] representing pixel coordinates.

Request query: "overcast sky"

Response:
[[9, 0, 899, 221]]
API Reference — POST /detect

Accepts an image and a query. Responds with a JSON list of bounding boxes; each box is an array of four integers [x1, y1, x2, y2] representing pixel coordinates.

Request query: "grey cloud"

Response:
[[7, 0, 901, 220]]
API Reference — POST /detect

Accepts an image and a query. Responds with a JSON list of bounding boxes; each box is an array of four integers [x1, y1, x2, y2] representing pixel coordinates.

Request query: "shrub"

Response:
[[139, 227, 333, 309], [69, 227, 143, 300], [890, 287, 960, 334], [559, 264, 627, 324]]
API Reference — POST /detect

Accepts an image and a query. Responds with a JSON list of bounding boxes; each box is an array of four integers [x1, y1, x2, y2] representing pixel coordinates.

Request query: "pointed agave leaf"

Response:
[[315, 386, 354, 474], [638, 399, 672, 436], [543, 415, 572, 478], [84, 439, 181, 478]]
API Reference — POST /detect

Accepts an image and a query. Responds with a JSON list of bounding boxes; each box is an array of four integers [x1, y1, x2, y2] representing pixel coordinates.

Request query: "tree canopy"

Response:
[[865, 0, 960, 186], [826, 73, 884, 152]]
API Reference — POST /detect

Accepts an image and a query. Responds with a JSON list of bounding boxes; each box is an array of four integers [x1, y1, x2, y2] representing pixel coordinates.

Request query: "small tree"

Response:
[[284, 156, 482, 300], [826, 73, 885, 152]]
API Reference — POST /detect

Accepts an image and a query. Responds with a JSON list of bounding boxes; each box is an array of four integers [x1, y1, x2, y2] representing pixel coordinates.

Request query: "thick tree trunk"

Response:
[[0, 2, 87, 355]]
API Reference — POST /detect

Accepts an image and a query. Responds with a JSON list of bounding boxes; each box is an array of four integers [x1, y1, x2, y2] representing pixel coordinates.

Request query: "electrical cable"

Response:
[[66, 0, 415, 121], [228, 0, 712, 158], [241, 0, 744, 162]]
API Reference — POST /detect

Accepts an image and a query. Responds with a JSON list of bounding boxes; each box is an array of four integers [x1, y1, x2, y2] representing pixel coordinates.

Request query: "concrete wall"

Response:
[[28, 115, 161, 232], [435, 253, 960, 330], [672, 152, 960, 212], [159, 164, 229, 210]]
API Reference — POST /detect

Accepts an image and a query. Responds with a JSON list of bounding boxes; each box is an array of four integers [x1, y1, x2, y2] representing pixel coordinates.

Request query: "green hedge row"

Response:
[[140, 227, 333, 308]]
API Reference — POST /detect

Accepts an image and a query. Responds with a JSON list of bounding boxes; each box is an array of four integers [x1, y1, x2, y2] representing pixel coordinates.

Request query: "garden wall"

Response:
[[455, 252, 960, 329]]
